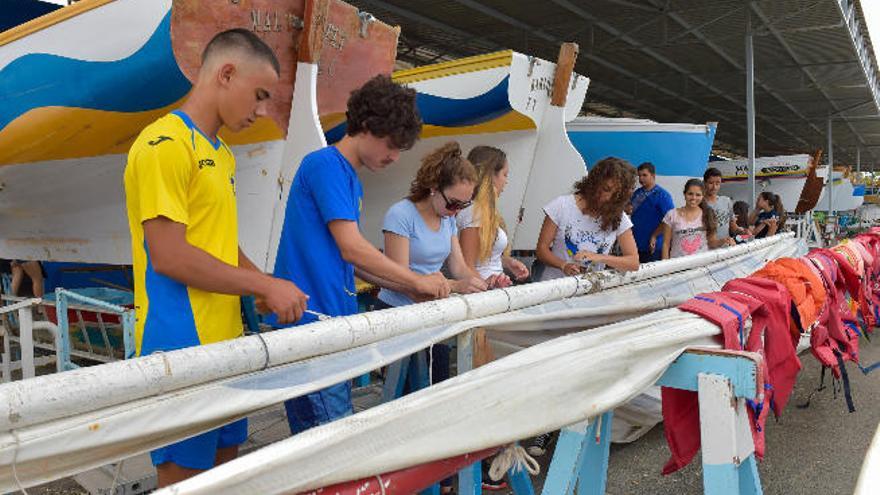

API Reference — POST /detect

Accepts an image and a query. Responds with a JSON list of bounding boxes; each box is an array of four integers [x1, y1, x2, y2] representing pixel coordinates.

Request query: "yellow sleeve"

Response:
[[127, 138, 193, 226]]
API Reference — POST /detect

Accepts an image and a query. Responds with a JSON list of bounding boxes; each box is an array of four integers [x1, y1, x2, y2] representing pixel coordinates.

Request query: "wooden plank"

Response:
[[551, 42, 579, 107], [472, 328, 495, 368], [656, 350, 761, 400]]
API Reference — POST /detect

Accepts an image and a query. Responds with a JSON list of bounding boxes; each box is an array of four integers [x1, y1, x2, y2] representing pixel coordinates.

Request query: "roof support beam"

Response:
[[596, 0, 660, 14], [746, 10, 757, 205], [751, 2, 874, 162], [446, 0, 794, 149], [595, 16, 663, 53], [638, 0, 825, 148], [665, 7, 742, 44], [835, 0, 880, 113], [546, 0, 808, 148], [364, 1, 688, 130], [355, 0, 497, 54]]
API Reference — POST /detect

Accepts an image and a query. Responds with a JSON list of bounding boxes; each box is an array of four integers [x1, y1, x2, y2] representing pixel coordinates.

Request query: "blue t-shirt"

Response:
[[630, 185, 675, 257], [270, 146, 363, 326], [378, 199, 457, 307]]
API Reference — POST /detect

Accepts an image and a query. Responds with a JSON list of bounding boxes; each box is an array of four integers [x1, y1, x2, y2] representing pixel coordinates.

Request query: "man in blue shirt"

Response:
[[630, 162, 675, 262], [271, 75, 449, 434]]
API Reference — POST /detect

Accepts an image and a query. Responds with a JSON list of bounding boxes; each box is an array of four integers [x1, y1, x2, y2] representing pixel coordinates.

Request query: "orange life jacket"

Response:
[[752, 257, 827, 338]]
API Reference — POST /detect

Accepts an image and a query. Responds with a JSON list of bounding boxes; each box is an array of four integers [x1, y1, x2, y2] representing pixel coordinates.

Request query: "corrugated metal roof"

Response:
[[352, 0, 880, 168]]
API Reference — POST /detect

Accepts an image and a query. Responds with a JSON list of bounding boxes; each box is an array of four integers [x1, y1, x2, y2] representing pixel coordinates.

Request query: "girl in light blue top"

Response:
[[376, 141, 487, 494], [378, 142, 487, 307]]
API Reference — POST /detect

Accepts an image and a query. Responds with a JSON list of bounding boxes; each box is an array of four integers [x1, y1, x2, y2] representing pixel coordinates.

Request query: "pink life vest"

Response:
[[662, 293, 768, 475]]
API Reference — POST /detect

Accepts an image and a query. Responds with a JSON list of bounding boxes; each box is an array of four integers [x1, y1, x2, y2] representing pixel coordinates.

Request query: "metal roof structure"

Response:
[[351, 0, 880, 169]]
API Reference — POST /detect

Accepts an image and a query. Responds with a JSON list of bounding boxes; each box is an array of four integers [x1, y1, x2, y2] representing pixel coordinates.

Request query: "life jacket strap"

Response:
[[694, 295, 745, 349]]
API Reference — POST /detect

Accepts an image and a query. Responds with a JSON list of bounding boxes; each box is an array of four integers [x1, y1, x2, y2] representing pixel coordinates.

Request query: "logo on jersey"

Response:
[[230, 176, 236, 195], [148, 135, 173, 146], [198, 159, 216, 169]]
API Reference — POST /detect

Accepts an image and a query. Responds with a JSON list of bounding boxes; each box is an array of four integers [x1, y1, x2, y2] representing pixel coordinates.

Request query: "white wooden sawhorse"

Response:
[[457, 349, 764, 495]]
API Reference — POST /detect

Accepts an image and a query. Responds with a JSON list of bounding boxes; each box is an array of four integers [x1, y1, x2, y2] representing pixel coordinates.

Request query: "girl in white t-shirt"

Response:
[[536, 157, 640, 280], [661, 179, 719, 259], [458, 146, 530, 289]]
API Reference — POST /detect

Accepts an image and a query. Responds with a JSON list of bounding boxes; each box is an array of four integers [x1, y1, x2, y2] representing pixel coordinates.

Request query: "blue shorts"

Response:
[[150, 418, 248, 470], [284, 381, 353, 434]]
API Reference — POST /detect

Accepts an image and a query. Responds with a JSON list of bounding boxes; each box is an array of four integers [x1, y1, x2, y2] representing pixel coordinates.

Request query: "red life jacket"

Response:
[[853, 234, 880, 328], [827, 246, 872, 333], [723, 277, 802, 415], [802, 254, 860, 377], [662, 293, 768, 475]]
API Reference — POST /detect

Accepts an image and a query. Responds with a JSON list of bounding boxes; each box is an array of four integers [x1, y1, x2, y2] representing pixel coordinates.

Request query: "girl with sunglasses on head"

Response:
[[376, 141, 486, 494], [535, 156, 640, 281], [458, 146, 530, 289], [377, 141, 487, 309]]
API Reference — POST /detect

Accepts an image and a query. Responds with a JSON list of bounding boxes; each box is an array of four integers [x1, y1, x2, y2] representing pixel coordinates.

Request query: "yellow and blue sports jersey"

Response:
[[124, 110, 242, 356]]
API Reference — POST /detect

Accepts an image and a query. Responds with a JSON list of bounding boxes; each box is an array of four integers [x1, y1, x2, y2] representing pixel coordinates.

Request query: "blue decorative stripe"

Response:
[[140, 241, 200, 355], [324, 76, 513, 144], [568, 125, 716, 177], [0, 11, 190, 133], [695, 295, 745, 349], [171, 110, 221, 150]]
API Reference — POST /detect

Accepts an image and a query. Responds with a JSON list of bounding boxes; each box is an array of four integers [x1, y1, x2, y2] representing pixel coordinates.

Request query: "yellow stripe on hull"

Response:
[[320, 110, 535, 140], [0, 102, 284, 166], [419, 111, 535, 137], [319, 113, 347, 134], [393, 50, 514, 84]]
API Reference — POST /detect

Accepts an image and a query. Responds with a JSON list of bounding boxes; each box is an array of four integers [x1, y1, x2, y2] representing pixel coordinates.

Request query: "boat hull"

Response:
[[566, 118, 717, 207], [0, 0, 400, 266], [716, 154, 811, 211]]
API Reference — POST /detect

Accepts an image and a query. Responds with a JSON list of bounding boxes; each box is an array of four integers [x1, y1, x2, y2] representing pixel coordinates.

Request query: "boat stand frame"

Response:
[[383, 333, 764, 495], [462, 345, 763, 495]]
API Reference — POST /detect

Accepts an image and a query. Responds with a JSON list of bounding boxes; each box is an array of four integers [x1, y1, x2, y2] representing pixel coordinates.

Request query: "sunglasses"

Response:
[[439, 189, 472, 211]]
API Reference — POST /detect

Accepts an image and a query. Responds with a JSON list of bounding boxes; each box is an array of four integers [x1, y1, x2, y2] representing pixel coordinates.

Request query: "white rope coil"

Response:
[[487, 443, 540, 481]]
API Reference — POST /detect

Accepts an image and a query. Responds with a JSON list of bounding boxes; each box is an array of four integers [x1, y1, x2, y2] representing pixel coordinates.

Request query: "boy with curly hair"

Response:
[[270, 75, 449, 434]]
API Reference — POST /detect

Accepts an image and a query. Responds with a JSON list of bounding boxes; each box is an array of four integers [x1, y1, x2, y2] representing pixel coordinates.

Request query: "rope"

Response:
[[11, 431, 29, 495], [502, 288, 513, 312], [487, 443, 540, 481], [428, 343, 434, 386], [153, 350, 172, 395], [255, 333, 271, 370], [374, 475, 387, 495], [454, 294, 475, 321], [110, 459, 124, 494]]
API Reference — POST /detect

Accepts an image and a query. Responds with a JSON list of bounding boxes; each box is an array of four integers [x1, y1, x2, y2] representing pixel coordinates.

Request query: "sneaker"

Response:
[[481, 479, 509, 491], [527, 432, 552, 457]]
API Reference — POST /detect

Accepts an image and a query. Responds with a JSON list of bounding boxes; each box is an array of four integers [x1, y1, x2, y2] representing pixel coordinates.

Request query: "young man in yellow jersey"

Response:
[[124, 29, 307, 487]]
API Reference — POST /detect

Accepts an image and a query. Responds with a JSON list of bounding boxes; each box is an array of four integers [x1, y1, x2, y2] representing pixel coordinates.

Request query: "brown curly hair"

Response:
[[408, 142, 477, 202], [346, 75, 422, 150], [573, 157, 636, 231]]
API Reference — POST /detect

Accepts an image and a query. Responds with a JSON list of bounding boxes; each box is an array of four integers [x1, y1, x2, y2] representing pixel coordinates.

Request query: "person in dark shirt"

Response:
[[629, 162, 675, 263], [750, 192, 786, 238]]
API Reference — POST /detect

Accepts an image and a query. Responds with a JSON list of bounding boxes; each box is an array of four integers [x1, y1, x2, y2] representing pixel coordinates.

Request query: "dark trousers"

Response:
[[639, 250, 658, 263]]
